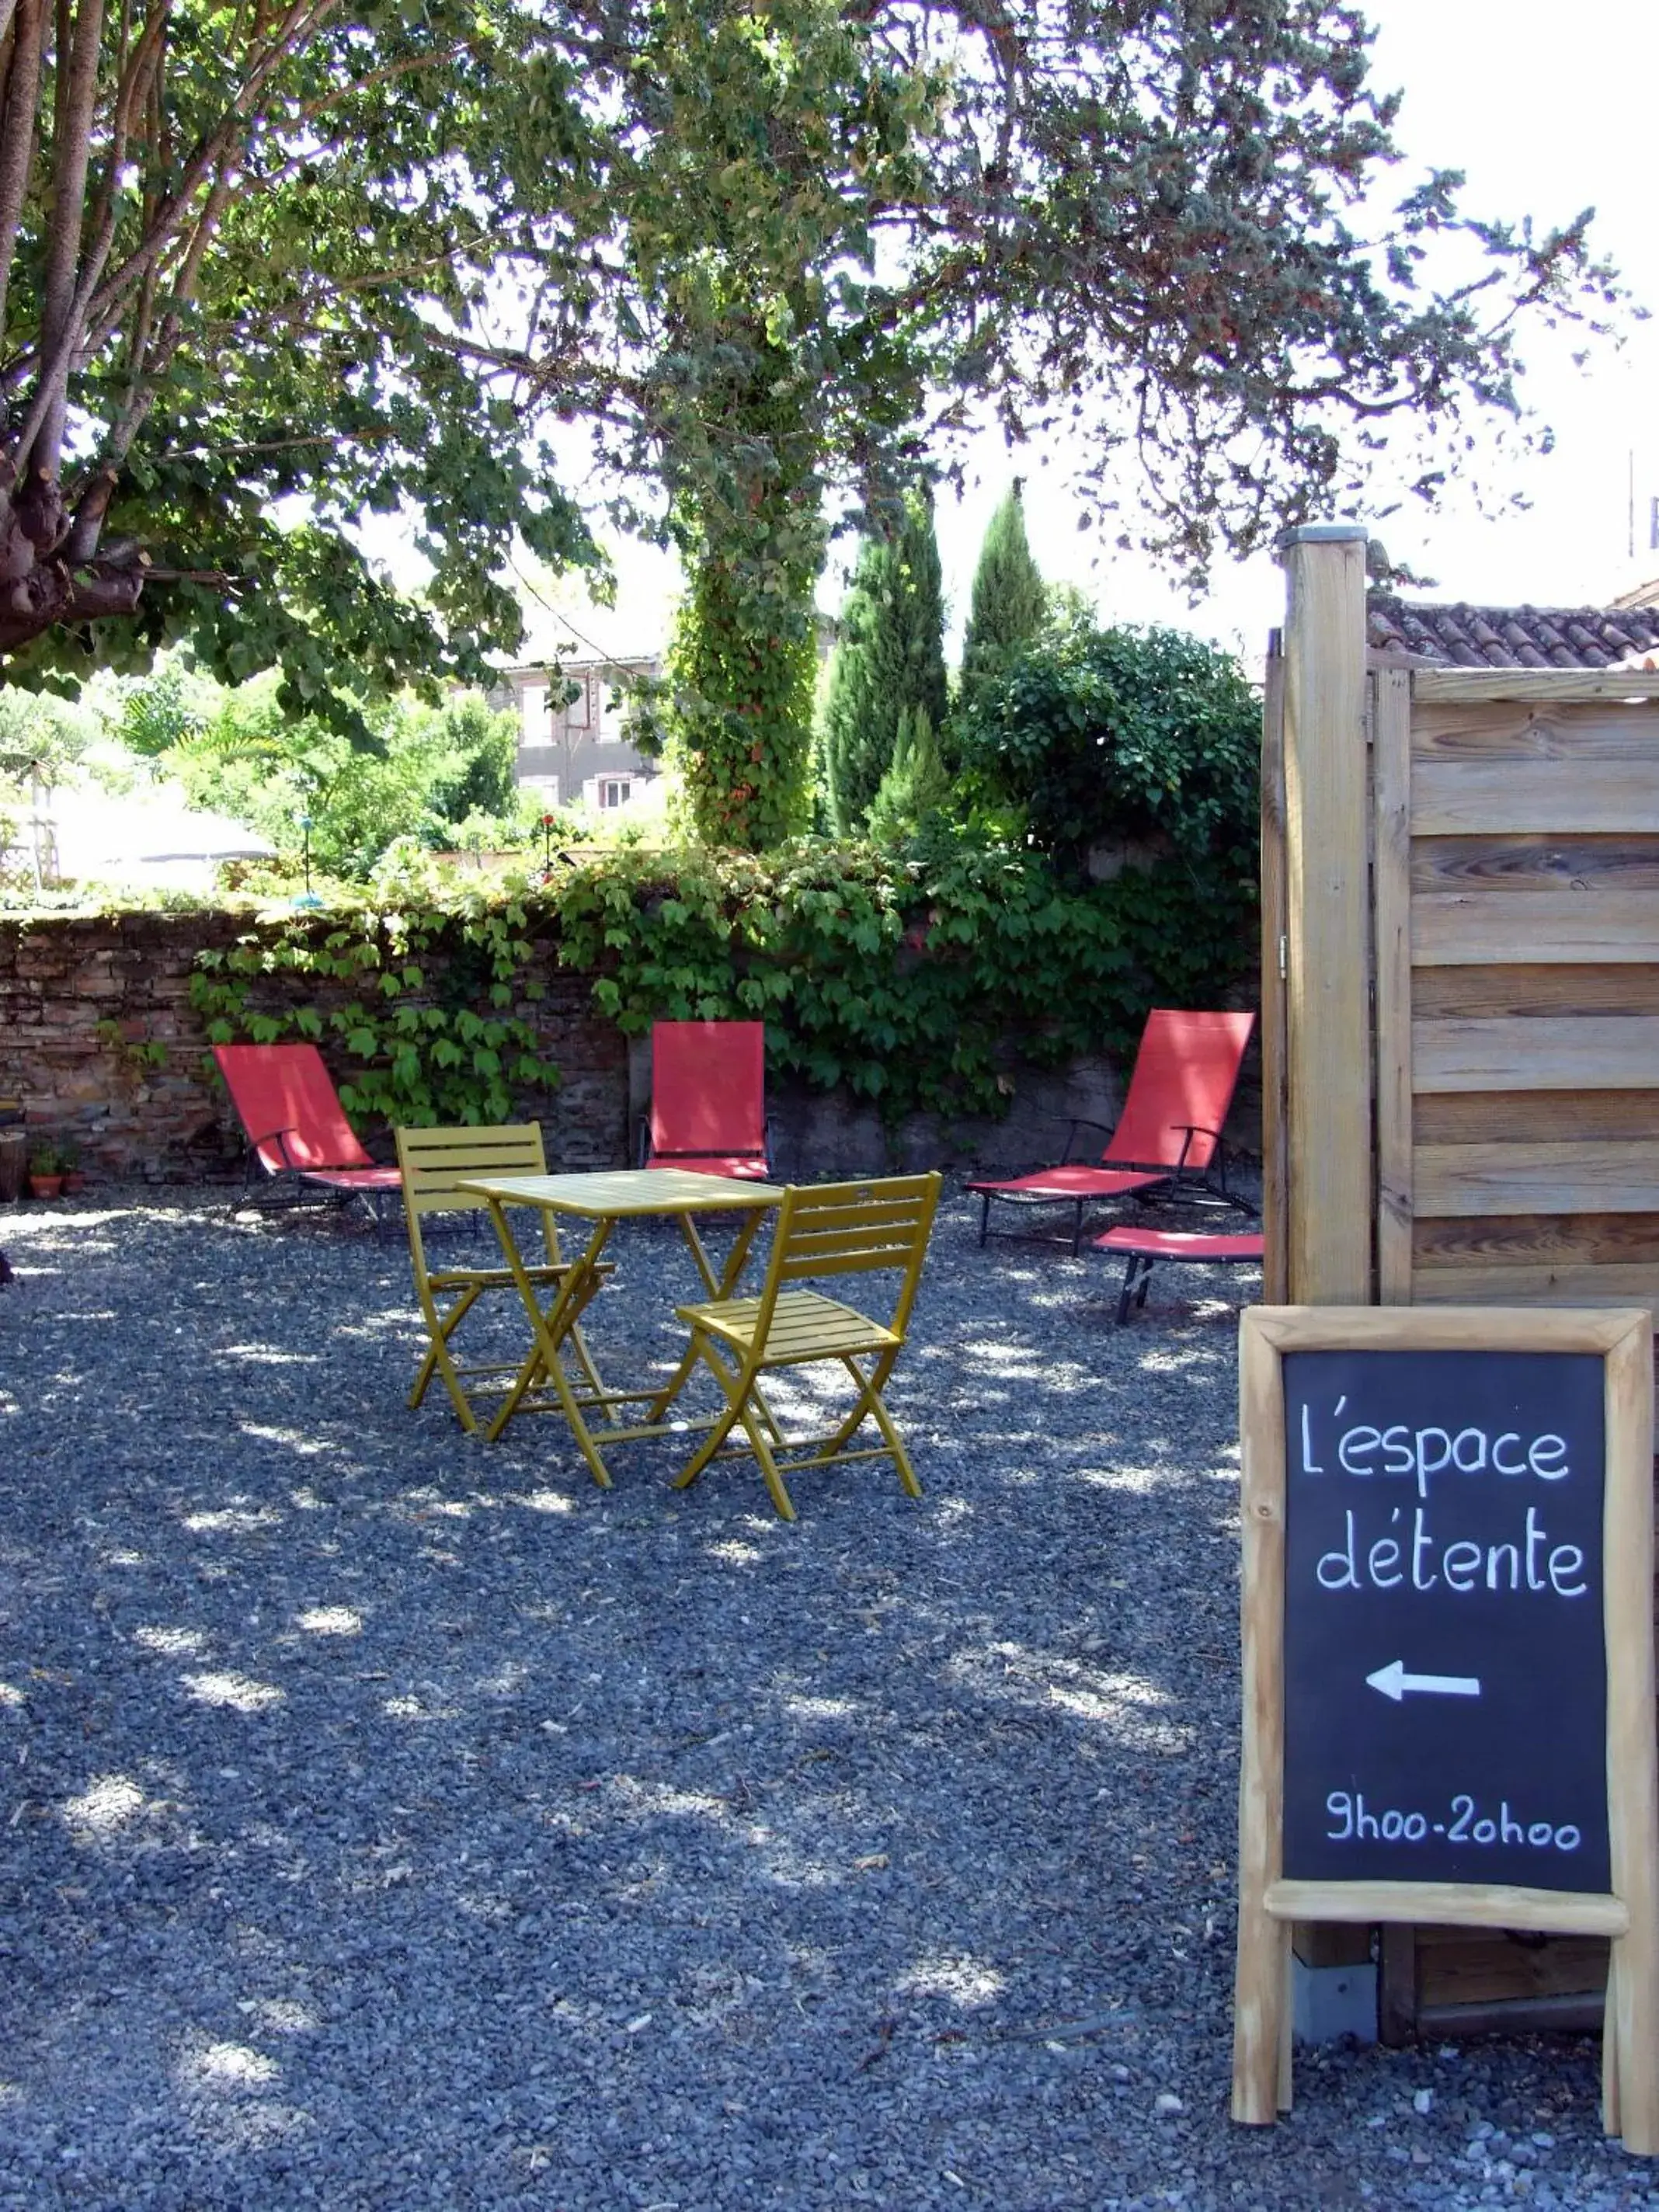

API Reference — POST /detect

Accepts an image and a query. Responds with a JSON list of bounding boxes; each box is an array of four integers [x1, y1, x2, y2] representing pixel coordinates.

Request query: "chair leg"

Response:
[[840, 1355, 922, 1500], [979, 1191, 990, 1248], [735, 1396, 798, 1522], [1072, 1199, 1085, 1257], [411, 1282, 489, 1429], [670, 1340, 750, 1490], [645, 1337, 703, 1424], [1115, 1260, 1137, 1326]]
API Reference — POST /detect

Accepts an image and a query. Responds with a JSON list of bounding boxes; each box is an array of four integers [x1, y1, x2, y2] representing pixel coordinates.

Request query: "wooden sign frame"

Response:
[[1233, 1304, 1659, 2151]]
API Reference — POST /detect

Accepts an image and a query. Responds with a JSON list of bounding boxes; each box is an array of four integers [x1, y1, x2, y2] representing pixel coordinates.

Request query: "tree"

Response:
[[959, 486, 1047, 714], [150, 676, 523, 879], [0, 0, 600, 725], [0, 0, 1620, 836], [819, 492, 949, 835], [867, 704, 951, 846], [495, 0, 1613, 840]]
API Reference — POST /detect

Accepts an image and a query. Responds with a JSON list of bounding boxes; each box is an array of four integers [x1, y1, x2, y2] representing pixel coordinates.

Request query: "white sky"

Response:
[[510, 0, 1659, 671]]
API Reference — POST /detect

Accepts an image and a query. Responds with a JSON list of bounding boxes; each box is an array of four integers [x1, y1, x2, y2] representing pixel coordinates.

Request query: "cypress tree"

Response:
[[959, 482, 1047, 711], [868, 704, 950, 843], [819, 490, 949, 834]]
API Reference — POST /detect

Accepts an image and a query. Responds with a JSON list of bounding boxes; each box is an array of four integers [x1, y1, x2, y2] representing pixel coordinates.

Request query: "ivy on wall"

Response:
[[189, 889, 560, 1126], [555, 830, 1256, 1123], [184, 828, 1255, 1132]]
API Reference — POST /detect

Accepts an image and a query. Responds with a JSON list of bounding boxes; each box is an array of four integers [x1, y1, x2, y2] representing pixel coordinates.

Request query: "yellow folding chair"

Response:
[[396, 1125, 606, 1433], [662, 1172, 941, 1521]]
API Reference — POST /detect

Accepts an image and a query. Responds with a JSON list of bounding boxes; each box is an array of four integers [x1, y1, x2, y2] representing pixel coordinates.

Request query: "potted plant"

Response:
[[26, 1144, 62, 1200], [57, 1140, 85, 1195]]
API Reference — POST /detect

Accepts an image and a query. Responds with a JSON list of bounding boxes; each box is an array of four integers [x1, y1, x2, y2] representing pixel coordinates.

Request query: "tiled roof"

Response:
[[1366, 594, 1659, 670]]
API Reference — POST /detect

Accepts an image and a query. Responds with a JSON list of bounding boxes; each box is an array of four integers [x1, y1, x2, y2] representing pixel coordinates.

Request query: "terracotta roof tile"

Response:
[[1367, 595, 1659, 669]]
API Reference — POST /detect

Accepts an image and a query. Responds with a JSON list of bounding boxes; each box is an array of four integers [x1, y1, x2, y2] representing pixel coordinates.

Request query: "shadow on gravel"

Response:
[[0, 1191, 1626, 2212]]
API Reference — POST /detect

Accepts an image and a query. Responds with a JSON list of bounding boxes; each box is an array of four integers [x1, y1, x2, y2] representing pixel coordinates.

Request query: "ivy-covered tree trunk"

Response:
[[663, 340, 823, 851]]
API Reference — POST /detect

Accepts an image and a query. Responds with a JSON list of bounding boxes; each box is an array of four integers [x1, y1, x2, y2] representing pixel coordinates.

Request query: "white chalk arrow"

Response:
[[1366, 1660, 1482, 1703]]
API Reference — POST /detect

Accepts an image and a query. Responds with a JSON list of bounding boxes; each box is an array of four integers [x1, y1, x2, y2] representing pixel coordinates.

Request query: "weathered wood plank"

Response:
[[1374, 665, 1413, 1301], [1412, 702, 1659, 760], [1415, 1016, 1659, 1093], [1412, 893, 1659, 965], [1415, 1212, 1659, 1268], [1415, 1090, 1659, 1146], [1413, 966, 1659, 1019], [1265, 1879, 1629, 1936], [1414, 760, 1659, 836], [1415, 1141, 1659, 1216], [1412, 1264, 1659, 1313], [1282, 530, 1372, 1302], [1410, 836, 1659, 896], [1413, 670, 1659, 706]]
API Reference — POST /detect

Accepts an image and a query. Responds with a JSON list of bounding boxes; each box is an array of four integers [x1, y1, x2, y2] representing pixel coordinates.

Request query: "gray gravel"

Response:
[[0, 1184, 1654, 2210]]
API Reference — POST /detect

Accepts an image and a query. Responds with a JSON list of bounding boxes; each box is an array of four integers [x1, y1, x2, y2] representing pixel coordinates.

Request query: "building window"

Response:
[[520, 774, 560, 803], [597, 777, 631, 810], [563, 671, 591, 729], [519, 682, 548, 747]]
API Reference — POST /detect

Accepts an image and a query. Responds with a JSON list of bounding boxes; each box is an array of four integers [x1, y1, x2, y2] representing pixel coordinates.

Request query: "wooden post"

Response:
[[1233, 1312, 1291, 2120], [1372, 663, 1414, 1304], [1279, 524, 1372, 1304], [1603, 1313, 1659, 2152], [1260, 632, 1289, 1306]]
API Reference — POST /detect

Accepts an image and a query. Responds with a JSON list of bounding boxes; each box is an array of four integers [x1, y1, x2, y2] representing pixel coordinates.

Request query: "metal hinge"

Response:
[[1278, 934, 1288, 981]]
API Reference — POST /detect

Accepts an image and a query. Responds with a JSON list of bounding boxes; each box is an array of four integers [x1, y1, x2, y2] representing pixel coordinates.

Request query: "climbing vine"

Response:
[[190, 889, 559, 1126], [555, 828, 1255, 1122], [183, 826, 1254, 1135]]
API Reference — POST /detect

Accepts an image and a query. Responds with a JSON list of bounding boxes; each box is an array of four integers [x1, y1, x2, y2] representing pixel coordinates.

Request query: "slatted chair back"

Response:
[[395, 1123, 553, 1278], [214, 1042, 374, 1173], [648, 1020, 767, 1170], [753, 1173, 941, 1345], [1106, 1008, 1255, 1171]]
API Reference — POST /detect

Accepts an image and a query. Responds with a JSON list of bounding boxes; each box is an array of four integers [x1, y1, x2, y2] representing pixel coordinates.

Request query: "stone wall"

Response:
[[0, 913, 628, 1181], [0, 910, 1260, 1184]]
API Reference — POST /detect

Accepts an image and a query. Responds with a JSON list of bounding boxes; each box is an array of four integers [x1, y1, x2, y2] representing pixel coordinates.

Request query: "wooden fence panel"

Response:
[[1382, 683, 1659, 1316]]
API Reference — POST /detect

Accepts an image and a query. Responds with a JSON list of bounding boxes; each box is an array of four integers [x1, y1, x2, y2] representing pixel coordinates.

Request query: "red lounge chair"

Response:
[[1095, 1225, 1265, 1324], [638, 1020, 773, 1181], [966, 1008, 1255, 1254], [214, 1043, 403, 1227]]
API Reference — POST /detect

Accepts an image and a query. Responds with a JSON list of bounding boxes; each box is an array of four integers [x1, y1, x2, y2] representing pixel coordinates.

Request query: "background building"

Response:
[[494, 657, 661, 816]]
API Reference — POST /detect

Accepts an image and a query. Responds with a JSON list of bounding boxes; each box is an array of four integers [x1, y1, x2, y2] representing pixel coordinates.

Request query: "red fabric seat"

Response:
[[641, 1021, 772, 1181], [213, 1043, 402, 1228], [645, 1153, 774, 1182], [967, 1009, 1256, 1252], [1094, 1224, 1264, 1323]]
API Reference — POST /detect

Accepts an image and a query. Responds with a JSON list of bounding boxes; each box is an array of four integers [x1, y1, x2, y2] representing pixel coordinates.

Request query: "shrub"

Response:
[[956, 615, 1260, 881]]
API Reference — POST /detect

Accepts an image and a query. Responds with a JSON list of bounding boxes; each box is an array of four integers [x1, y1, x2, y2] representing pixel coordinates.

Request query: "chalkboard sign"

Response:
[[1282, 1347, 1609, 1894], [1231, 1305, 1658, 2156]]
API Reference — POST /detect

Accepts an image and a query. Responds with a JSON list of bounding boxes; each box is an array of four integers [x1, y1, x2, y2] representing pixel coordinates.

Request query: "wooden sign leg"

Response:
[[1610, 1923, 1659, 2154], [1232, 1906, 1291, 2122], [1603, 1950, 1621, 2144]]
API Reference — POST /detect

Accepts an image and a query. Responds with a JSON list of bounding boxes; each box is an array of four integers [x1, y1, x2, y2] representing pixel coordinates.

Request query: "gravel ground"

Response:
[[0, 1184, 1654, 2212]]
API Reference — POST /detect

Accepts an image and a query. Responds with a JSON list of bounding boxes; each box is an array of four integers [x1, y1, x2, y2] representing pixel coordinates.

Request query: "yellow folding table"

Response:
[[456, 1167, 787, 1487]]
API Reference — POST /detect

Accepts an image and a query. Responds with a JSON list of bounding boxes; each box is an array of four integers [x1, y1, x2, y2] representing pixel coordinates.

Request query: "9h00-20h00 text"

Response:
[[1325, 1792, 1582, 1852]]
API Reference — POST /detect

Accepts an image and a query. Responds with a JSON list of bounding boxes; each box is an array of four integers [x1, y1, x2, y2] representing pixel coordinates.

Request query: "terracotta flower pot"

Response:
[[61, 1171, 85, 1194], [27, 1174, 63, 1199]]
